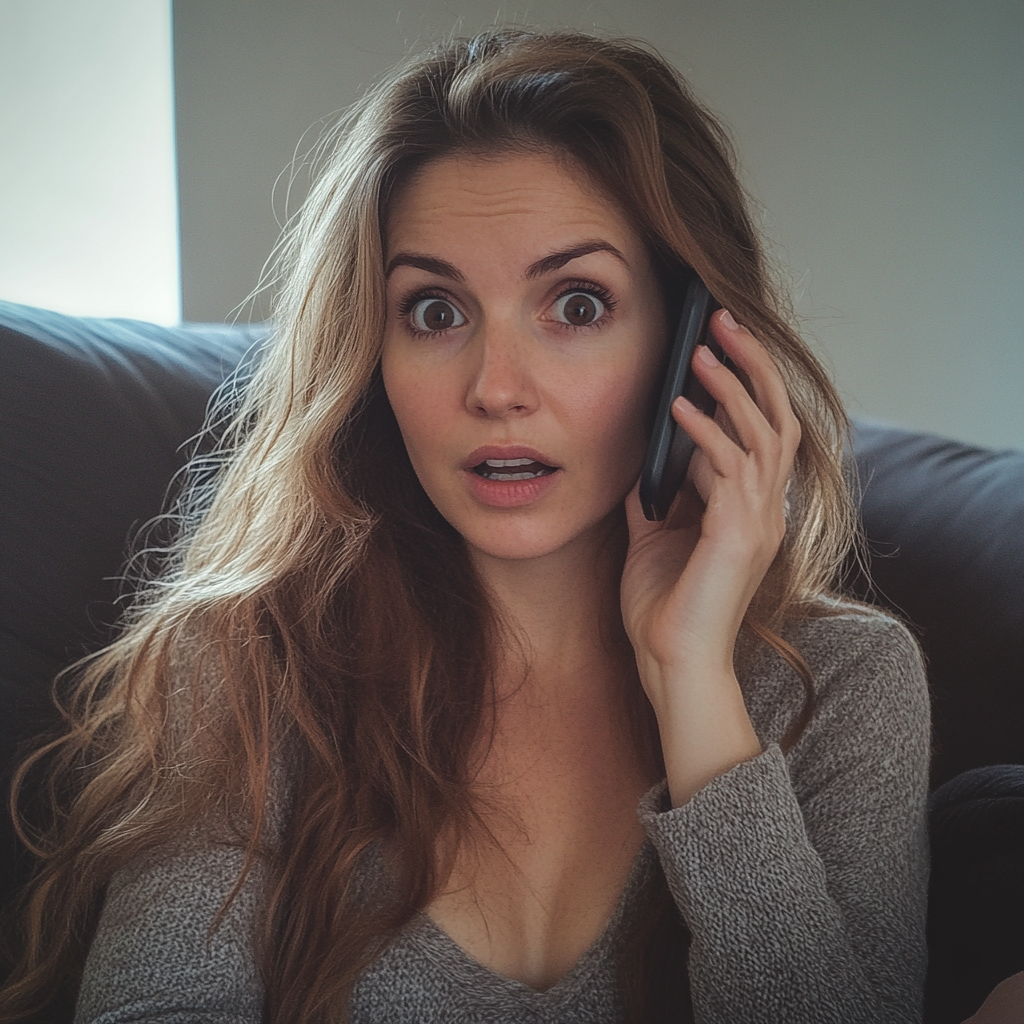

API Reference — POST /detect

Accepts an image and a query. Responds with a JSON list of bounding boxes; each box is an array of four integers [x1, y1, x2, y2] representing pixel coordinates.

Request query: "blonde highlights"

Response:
[[2, 28, 857, 1023]]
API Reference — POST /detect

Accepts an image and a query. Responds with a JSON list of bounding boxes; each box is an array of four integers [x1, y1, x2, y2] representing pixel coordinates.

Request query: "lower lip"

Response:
[[464, 468, 561, 508]]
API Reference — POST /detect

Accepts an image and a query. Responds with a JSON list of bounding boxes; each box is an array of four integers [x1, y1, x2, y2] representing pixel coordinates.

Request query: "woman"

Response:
[[0, 28, 930, 1024]]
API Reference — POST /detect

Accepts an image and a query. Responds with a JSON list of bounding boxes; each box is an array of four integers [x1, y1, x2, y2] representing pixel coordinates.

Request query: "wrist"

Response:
[[636, 650, 734, 713], [643, 664, 762, 808]]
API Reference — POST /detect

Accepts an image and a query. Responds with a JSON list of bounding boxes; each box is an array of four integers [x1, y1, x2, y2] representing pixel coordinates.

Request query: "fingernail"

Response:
[[719, 309, 739, 331], [696, 344, 720, 367], [673, 395, 697, 414]]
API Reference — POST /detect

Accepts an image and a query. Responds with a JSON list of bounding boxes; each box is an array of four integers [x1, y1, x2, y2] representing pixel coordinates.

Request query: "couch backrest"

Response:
[[0, 301, 261, 910], [850, 420, 1024, 786], [1, 302, 1022, 914]]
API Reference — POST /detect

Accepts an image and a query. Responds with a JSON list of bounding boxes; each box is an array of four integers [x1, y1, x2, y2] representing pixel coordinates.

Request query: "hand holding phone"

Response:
[[639, 275, 721, 521]]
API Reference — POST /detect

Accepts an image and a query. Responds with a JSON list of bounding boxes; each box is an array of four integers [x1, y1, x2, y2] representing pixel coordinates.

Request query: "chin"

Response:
[[458, 506, 623, 564], [467, 534, 569, 563]]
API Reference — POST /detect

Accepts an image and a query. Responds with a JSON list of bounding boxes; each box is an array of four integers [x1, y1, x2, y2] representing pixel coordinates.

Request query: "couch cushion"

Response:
[[926, 765, 1024, 1022]]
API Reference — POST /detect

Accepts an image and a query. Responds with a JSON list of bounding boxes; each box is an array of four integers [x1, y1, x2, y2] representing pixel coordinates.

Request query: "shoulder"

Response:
[[739, 599, 926, 703], [785, 600, 923, 672], [789, 601, 927, 713], [738, 601, 930, 765]]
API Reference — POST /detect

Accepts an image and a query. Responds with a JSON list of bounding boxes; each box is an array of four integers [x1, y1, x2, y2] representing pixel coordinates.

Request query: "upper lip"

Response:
[[461, 444, 561, 471]]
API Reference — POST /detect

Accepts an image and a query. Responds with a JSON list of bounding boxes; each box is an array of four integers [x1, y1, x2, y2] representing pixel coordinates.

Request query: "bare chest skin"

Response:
[[425, 677, 656, 991]]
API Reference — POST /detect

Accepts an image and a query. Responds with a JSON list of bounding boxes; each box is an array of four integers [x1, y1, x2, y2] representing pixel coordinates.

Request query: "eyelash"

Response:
[[551, 279, 617, 330], [396, 279, 619, 336], [398, 288, 458, 337]]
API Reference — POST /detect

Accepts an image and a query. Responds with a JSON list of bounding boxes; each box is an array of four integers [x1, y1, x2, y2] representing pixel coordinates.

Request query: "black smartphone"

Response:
[[639, 275, 721, 521]]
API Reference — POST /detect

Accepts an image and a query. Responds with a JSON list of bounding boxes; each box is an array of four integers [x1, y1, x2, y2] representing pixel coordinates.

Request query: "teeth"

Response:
[[473, 456, 556, 482]]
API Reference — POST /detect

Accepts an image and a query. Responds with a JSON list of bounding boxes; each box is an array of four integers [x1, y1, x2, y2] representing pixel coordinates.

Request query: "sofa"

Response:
[[1, 300, 1022, 1020]]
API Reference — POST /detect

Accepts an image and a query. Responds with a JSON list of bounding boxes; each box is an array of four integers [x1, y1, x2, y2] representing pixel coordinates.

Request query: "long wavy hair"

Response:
[[1, 27, 857, 1023]]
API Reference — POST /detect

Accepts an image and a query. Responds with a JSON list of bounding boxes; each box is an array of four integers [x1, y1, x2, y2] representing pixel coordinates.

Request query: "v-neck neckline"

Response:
[[411, 838, 656, 999]]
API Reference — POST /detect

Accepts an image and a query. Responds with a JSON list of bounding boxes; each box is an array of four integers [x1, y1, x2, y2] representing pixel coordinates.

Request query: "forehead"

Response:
[[384, 150, 641, 255]]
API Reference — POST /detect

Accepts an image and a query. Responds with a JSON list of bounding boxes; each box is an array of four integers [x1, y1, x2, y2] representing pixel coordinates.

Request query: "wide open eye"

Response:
[[409, 297, 466, 333], [551, 290, 607, 327]]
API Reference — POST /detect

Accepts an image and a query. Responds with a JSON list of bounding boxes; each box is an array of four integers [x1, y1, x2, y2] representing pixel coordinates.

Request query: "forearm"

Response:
[[640, 746, 927, 1024], [642, 658, 762, 808], [636, 613, 932, 1024]]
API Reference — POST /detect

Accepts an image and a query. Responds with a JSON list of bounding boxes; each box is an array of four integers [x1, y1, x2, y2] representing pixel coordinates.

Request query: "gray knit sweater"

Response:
[[75, 608, 931, 1023]]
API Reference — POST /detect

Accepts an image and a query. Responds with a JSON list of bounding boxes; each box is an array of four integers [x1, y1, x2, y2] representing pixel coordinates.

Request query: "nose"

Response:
[[465, 320, 539, 419]]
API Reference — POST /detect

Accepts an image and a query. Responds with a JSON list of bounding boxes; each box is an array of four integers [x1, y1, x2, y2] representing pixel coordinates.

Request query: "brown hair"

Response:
[[1, 28, 856, 1023]]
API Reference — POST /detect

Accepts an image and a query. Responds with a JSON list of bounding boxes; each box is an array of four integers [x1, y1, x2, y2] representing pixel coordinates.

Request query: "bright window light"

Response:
[[0, 0, 179, 324]]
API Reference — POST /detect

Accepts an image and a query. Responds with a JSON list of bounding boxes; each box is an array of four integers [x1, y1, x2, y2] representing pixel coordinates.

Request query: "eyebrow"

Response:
[[384, 239, 627, 283], [385, 253, 464, 281], [525, 240, 628, 279]]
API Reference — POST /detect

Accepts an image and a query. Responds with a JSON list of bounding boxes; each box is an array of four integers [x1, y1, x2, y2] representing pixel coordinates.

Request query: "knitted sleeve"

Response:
[[74, 841, 265, 1024], [638, 611, 931, 1024]]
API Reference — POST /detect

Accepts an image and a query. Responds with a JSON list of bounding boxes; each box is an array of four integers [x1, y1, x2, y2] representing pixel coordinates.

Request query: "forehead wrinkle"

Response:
[[394, 178, 567, 225], [385, 155, 641, 285]]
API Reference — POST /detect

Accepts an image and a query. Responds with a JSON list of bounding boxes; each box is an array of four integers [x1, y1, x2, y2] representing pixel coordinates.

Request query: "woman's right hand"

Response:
[[619, 309, 801, 805]]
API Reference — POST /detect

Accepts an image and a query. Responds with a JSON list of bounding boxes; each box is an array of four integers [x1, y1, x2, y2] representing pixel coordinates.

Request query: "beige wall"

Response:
[[173, 0, 1023, 450]]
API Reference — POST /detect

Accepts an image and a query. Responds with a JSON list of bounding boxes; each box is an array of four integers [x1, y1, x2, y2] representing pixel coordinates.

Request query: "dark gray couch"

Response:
[[2, 300, 1021, 1020]]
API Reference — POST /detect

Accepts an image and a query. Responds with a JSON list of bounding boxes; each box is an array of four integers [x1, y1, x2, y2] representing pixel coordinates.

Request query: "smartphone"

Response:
[[639, 275, 721, 521]]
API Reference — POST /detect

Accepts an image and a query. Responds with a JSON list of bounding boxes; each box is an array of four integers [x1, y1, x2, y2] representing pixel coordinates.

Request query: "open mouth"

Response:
[[472, 457, 558, 481]]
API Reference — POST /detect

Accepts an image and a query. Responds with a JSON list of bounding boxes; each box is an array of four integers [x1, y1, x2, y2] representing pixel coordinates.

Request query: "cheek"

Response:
[[565, 361, 655, 483], [381, 355, 438, 470], [598, 334, 665, 483], [381, 355, 470, 524]]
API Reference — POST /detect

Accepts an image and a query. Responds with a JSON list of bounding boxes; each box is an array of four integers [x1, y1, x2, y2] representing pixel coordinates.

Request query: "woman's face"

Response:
[[381, 150, 667, 563]]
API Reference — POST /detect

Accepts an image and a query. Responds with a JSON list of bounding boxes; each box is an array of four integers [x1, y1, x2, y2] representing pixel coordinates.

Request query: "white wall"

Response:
[[0, 0, 179, 323]]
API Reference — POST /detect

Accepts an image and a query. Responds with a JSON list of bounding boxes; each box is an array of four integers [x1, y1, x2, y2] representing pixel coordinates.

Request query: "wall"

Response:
[[0, 0, 179, 323], [172, 0, 1023, 450]]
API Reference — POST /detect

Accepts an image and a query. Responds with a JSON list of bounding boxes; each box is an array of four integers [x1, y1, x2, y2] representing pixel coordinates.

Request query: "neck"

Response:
[[457, 508, 662, 869], [469, 508, 633, 703], [461, 506, 661, 841]]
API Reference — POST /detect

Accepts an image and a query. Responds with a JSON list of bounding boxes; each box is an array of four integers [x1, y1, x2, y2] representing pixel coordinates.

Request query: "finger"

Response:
[[671, 394, 747, 484], [688, 342, 778, 463], [708, 310, 801, 456]]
